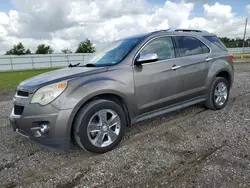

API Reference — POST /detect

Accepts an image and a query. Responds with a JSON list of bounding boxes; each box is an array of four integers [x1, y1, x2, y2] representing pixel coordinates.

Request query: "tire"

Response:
[[73, 99, 126, 153], [205, 77, 230, 110]]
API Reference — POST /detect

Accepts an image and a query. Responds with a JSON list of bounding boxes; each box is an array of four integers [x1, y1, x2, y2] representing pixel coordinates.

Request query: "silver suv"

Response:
[[9, 29, 234, 153]]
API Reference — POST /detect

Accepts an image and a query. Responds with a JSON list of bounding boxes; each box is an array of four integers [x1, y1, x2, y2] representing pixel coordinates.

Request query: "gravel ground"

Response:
[[0, 63, 250, 188], [0, 89, 15, 102]]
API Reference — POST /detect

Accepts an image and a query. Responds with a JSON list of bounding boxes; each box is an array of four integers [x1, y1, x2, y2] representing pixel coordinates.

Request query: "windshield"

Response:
[[85, 38, 142, 66]]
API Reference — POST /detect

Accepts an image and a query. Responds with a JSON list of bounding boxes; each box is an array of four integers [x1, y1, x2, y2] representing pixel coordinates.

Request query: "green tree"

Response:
[[219, 37, 248, 48], [61, 49, 72, 54], [75, 39, 96, 53], [5, 42, 29, 55], [35, 44, 53, 54], [25, 49, 31, 54]]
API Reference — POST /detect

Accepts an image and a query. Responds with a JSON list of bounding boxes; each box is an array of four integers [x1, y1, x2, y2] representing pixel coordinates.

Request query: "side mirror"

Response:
[[135, 53, 158, 65]]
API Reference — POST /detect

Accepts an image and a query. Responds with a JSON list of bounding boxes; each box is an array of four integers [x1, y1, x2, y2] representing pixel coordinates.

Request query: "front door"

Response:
[[133, 36, 181, 115]]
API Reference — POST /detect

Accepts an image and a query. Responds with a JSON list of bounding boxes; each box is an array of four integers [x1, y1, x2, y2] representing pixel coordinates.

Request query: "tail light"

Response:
[[229, 54, 234, 64]]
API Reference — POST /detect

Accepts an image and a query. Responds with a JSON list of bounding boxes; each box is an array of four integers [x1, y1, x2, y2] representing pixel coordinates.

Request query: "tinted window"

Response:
[[140, 37, 175, 61], [174, 36, 203, 57], [200, 42, 210, 53], [204, 36, 227, 51]]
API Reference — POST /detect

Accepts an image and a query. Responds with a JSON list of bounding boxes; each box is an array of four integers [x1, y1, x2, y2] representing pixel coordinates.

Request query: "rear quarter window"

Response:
[[200, 42, 210, 54], [203, 36, 227, 51]]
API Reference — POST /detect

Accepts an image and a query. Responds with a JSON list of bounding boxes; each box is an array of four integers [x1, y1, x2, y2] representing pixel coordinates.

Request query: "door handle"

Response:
[[206, 57, 213, 62], [171, 65, 181, 70]]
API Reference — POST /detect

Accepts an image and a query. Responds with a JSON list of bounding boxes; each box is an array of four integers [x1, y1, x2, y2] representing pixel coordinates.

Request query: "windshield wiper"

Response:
[[68, 63, 80, 67], [83, 63, 97, 67], [69, 63, 97, 68]]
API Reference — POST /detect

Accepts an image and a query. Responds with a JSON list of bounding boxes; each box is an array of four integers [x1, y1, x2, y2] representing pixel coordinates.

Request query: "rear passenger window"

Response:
[[140, 37, 175, 61], [200, 42, 210, 53], [174, 36, 203, 57], [204, 36, 227, 51]]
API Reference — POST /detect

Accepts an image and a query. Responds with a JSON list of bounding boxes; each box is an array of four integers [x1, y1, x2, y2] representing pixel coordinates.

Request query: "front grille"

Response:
[[14, 105, 24, 116], [17, 90, 29, 97]]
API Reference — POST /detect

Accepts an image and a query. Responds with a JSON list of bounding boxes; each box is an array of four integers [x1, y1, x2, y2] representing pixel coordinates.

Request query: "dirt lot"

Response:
[[1, 63, 250, 188]]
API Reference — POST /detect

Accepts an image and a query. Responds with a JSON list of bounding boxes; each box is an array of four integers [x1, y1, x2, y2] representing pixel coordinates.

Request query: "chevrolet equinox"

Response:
[[9, 29, 234, 153]]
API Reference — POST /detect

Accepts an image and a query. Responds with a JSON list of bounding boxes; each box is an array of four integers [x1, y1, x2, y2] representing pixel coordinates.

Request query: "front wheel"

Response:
[[73, 99, 126, 153], [205, 77, 230, 110]]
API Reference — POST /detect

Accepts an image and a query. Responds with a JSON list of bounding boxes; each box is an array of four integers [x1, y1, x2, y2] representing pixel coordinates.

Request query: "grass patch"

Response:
[[0, 68, 57, 90]]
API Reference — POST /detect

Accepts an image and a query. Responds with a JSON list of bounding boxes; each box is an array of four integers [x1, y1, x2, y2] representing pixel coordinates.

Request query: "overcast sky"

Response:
[[0, 0, 250, 54]]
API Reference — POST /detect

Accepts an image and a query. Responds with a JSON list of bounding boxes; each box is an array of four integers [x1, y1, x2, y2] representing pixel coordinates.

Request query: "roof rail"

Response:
[[150, 28, 210, 35], [174, 29, 209, 33]]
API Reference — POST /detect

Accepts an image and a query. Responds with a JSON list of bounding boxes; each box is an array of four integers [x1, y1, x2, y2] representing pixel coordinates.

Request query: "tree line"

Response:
[[219, 37, 250, 48], [5, 39, 96, 55]]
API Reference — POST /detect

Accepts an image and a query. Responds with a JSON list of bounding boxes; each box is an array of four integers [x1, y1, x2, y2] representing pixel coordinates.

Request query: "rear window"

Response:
[[203, 36, 227, 51]]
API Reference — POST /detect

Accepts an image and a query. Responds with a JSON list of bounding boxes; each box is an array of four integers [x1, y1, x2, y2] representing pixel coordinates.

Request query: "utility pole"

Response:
[[243, 17, 248, 53]]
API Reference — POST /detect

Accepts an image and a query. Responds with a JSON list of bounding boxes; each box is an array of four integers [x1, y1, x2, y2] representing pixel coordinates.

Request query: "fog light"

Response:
[[31, 122, 50, 137], [40, 124, 49, 134]]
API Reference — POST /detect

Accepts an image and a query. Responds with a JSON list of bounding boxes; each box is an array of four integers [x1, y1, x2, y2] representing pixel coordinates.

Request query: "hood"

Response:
[[18, 67, 107, 93]]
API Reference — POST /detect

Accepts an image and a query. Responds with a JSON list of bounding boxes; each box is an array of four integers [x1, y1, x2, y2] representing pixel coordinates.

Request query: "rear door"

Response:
[[173, 36, 211, 101], [133, 36, 181, 114]]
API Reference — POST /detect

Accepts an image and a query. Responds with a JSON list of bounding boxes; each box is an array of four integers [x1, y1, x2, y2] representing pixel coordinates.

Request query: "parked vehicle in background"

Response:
[[9, 29, 234, 153]]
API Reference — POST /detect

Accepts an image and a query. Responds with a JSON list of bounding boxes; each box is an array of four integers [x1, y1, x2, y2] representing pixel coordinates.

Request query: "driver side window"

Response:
[[140, 37, 175, 61]]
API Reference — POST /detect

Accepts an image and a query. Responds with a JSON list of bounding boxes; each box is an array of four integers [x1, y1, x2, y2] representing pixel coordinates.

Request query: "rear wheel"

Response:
[[73, 99, 126, 153], [205, 77, 229, 110]]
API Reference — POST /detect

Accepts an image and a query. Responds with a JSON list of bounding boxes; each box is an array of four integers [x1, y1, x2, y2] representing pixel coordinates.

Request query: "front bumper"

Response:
[[9, 104, 74, 152]]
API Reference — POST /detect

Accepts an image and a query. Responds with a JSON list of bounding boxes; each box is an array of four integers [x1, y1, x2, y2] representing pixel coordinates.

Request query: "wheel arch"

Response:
[[215, 70, 232, 88], [206, 58, 234, 90]]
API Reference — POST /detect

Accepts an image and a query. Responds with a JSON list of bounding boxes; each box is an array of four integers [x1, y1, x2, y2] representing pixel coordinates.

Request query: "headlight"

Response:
[[31, 81, 67, 105]]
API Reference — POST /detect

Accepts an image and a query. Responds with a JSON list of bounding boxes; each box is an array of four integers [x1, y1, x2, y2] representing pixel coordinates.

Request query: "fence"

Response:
[[227, 47, 250, 54], [0, 53, 91, 72]]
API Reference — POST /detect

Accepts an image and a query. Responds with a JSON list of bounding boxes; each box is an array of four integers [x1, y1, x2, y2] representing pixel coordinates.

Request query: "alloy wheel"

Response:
[[214, 82, 228, 106], [87, 109, 121, 148]]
